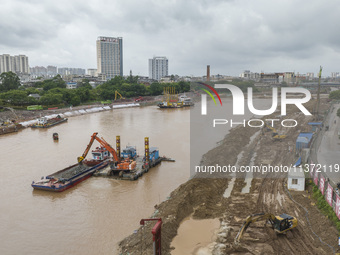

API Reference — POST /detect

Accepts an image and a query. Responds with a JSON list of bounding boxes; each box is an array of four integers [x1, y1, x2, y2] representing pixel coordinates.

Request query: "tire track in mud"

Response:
[[253, 134, 326, 255], [256, 177, 317, 254], [220, 122, 332, 254], [120, 99, 336, 254]]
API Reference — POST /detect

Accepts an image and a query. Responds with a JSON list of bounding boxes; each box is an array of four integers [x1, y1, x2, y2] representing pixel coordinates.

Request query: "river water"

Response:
[[0, 106, 190, 255]]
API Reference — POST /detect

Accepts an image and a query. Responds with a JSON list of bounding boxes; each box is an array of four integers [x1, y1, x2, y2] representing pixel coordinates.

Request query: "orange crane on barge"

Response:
[[77, 132, 136, 171]]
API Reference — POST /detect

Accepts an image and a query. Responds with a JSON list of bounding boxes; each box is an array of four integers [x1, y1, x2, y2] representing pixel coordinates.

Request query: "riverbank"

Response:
[[119, 98, 339, 254], [0, 96, 160, 122]]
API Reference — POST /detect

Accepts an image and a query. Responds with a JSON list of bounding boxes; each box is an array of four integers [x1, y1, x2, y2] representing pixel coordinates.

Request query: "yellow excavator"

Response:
[[115, 90, 125, 100], [263, 123, 286, 141], [272, 132, 286, 141], [235, 213, 298, 243]]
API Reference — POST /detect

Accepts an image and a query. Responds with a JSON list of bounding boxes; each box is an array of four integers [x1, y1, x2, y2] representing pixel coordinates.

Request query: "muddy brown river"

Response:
[[0, 106, 191, 255]]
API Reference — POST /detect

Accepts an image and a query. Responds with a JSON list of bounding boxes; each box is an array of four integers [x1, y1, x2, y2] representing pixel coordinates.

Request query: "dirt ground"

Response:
[[119, 98, 340, 255]]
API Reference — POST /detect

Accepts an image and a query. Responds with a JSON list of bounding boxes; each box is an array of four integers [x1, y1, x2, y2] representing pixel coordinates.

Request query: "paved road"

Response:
[[317, 104, 340, 184]]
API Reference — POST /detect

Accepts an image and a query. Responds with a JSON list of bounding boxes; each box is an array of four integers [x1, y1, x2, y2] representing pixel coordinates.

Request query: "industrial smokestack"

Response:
[[207, 65, 210, 81]]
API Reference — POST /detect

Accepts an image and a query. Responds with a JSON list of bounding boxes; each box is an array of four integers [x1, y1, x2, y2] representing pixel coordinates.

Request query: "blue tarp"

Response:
[[308, 122, 322, 132], [296, 132, 313, 150], [308, 122, 322, 126], [293, 157, 302, 167]]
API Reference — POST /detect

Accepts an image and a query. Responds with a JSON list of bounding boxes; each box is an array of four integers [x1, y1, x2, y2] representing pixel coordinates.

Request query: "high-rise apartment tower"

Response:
[[96, 36, 123, 79], [149, 56, 168, 81], [0, 54, 29, 74]]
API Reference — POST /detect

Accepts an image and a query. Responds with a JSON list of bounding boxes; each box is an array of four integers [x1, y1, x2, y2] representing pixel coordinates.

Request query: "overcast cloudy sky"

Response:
[[1, 0, 339, 77]]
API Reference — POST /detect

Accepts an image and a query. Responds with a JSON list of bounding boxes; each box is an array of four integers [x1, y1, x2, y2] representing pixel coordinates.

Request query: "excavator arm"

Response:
[[235, 213, 276, 243], [78, 132, 98, 162], [92, 136, 120, 162], [4, 107, 18, 120], [264, 123, 286, 141], [115, 90, 125, 100], [235, 213, 297, 244], [77, 132, 120, 163]]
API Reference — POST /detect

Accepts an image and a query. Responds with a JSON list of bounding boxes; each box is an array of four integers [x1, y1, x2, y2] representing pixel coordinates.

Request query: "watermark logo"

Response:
[[198, 82, 222, 115], [200, 84, 312, 116]]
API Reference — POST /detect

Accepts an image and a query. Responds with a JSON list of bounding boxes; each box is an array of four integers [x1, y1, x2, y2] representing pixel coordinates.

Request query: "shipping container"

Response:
[[296, 132, 313, 150], [149, 147, 159, 161]]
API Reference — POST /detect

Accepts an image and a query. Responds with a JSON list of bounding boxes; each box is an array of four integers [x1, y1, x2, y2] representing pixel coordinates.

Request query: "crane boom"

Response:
[[78, 132, 120, 163], [93, 136, 120, 162]]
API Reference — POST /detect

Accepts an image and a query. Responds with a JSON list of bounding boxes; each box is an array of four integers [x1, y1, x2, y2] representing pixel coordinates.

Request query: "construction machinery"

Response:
[[115, 90, 125, 100], [0, 107, 22, 135], [0, 107, 19, 125], [235, 213, 298, 243], [263, 123, 286, 141], [135, 96, 144, 102], [4, 107, 18, 120], [78, 132, 136, 171], [272, 132, 286, 141]]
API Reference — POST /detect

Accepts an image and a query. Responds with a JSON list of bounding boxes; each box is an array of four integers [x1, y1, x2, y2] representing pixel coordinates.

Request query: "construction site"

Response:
[[2, 71, 340, 254], [119, 96, 340, 254]]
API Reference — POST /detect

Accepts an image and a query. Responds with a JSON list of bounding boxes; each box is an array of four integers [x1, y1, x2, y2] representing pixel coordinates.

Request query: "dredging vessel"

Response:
[[32, 132, 174, 191], [157, 87, 194, 108], [31, 115, 68, 128], [92, 135, 174, 180]]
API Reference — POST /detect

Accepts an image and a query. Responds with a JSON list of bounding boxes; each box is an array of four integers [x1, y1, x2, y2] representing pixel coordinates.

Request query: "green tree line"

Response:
[[0, 72, 190, 107]]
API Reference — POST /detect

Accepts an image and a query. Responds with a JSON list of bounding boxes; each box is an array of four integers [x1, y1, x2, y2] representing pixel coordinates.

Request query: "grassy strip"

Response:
[[310, 182, 340, 232]]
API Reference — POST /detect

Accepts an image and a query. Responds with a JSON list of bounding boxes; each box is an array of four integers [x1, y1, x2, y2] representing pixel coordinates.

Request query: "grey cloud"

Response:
[[1, 0, 340, 76]]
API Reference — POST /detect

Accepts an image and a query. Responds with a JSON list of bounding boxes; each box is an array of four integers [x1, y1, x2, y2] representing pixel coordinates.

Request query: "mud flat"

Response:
[[119, 99, 339, 254], [170, 216, 219, 255]]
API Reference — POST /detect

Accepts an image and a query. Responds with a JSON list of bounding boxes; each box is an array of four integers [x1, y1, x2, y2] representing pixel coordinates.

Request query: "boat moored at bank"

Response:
[[31, 115, 68, 128]]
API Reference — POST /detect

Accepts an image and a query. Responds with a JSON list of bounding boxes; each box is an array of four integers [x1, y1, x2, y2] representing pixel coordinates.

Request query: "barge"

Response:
[[31, 115, 67, 128], [31, 160, 109, 192], [32, 132, 174, 191], [0, 123, 23, 135]]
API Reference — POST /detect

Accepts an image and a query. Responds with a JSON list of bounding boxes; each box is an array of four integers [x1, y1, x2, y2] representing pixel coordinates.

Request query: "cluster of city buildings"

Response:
[[30, 66, 86, 77], [239, 70, 340, 83], [239, 70, 317, 83], [96, 36, 169, 81], [0, 36, 170, 84], [3, 36, 340, 89], [0, 54, 29, 74]]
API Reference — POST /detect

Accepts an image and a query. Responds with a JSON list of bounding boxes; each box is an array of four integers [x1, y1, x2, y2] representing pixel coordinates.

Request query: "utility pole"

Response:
[[316, 66, 323, 119]]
